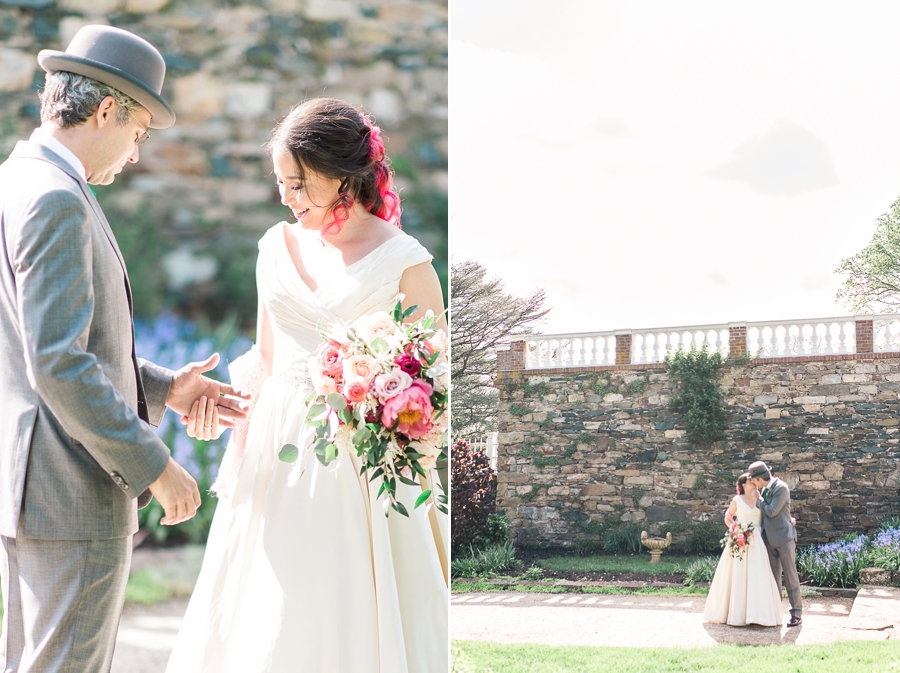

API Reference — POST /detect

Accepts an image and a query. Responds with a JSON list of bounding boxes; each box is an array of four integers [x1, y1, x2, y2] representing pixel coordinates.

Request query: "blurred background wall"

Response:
[[0, 0, 448, 327]]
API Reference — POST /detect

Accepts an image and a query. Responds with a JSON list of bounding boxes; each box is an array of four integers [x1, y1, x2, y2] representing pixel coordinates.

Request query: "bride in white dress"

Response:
[[703, 474, 783, 627], [164, 98, 449, 672]]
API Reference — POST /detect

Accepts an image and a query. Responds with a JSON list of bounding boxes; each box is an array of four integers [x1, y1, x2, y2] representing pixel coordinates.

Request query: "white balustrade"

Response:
[[511, 314, 900, 370]]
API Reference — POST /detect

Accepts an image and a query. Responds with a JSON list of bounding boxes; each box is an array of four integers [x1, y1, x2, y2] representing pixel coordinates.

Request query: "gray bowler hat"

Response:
[[37, 25, 175, 129]]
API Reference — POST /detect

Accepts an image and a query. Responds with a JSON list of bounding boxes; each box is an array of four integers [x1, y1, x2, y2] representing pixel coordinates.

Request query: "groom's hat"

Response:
[[37, 25, 175, 129], [748, 461, 771, 478]]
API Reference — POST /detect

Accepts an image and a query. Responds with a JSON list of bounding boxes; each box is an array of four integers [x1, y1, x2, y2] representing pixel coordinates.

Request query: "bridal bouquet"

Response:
[[722, 522, 755, 560], [278, 301, 449, 518]]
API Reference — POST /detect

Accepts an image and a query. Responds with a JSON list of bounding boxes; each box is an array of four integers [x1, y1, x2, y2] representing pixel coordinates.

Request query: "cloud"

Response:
[[706, 119, 839, 196]]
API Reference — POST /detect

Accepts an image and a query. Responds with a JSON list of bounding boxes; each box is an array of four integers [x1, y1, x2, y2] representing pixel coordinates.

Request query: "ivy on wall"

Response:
[[664, 347, 728, 446]]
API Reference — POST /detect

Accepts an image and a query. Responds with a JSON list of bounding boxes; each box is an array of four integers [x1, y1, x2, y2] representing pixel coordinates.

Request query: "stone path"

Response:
[[111, 599, 189, 673], [452, 589, 897, 648]]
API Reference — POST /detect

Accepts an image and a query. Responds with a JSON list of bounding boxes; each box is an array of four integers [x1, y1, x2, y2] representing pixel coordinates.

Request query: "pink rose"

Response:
[[316, 340, 345, 379], [374, 369, 412, 401], [382, 379, 434, 440], [343, 377, 369, 404], [343, 353, 377, 384]]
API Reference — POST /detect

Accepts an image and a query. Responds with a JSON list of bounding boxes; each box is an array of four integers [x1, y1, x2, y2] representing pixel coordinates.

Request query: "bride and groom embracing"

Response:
[[703, 461, 803, 628], [0, 24, 448, 673]]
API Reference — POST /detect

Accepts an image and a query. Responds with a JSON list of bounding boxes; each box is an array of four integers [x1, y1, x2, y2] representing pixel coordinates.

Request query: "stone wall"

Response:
[[496, 354, 900, 548], [0, 0, 447, 323]]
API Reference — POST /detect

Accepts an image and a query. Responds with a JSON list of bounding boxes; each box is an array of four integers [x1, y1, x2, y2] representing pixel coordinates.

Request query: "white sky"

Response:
[[450, 1, 900, 334]]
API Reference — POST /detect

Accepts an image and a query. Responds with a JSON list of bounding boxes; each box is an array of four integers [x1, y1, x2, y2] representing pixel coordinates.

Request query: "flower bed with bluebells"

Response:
[[135, 313, 252, 544], [797, 521, 900, 588]]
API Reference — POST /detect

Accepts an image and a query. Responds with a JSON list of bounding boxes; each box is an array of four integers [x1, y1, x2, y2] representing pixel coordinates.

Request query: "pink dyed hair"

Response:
[[267, 98, 402, 234]]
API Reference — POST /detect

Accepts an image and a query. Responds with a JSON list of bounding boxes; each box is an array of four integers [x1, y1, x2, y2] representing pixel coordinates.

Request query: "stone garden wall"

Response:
[[496, 353, 900, 548], [0, 0, 447, 324]]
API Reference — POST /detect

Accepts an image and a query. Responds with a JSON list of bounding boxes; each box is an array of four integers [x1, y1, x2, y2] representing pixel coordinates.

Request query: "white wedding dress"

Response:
[[165, 222, 449, 672], [703, 496, 783, 627]]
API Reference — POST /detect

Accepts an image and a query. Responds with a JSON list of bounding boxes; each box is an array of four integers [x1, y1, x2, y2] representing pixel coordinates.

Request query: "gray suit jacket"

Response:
[[756, 476, 796, 547], [0, 141, 172, 540]]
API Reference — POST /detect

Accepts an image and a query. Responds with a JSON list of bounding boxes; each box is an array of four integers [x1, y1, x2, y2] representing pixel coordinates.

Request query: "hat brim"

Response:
[[37, 51, 175, 129]]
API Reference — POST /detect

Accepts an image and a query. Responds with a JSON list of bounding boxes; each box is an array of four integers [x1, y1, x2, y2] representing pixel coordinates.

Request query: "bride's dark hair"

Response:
[[736, 473, 750, 495], [267, 97, 402, 235]]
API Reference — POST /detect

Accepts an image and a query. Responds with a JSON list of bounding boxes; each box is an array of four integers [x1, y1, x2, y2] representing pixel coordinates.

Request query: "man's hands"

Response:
[[166, 353, 250, 428], [148, 456, 202, 525]]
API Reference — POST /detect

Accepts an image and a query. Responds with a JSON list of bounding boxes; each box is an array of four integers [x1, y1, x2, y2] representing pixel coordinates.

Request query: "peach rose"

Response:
[[382, 379, 434, 440]]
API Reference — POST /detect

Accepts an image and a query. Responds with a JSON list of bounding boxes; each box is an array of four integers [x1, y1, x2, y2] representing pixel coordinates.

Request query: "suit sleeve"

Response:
[[757, 482, 789, 519], [138, 359, 173, 427], [13, 189, 170, 497]]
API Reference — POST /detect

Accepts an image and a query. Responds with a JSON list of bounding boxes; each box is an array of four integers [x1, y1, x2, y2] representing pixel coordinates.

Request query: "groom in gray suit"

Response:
[[0, 26, 247, 672], [748, 460, 803, 627]]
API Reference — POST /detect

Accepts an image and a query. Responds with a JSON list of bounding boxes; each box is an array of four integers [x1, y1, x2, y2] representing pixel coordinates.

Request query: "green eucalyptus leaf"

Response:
[[353, 427, 373, 444], [278, 443, 299, 463], [370, 337, 388, 354], [326, 393, 347, 411]]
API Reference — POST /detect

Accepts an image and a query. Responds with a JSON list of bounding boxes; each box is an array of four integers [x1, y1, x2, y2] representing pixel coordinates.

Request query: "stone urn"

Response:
[[641, 531, 672, 563]]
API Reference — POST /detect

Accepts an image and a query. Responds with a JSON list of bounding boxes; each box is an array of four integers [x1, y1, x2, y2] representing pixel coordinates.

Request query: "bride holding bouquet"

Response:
[[165, 98, 448, 672], [703, 473, 783, 627]]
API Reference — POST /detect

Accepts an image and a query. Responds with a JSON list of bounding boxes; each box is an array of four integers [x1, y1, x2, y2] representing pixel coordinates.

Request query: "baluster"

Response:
[[655, 333, 668, 363], [524, 341, 533, 369], [839, 323, 851, 354], [800, 324, 811, 355], [642, 334, 655, 364], [713, 328, 724, 356], [885, 321, 896, 352], [822, 323, 833, 354], [571, 338, 581, 366]]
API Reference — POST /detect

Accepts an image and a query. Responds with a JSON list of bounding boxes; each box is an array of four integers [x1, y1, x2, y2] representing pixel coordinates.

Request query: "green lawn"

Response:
[[536, 554, 708, 575], [453, 640, 900, 673]]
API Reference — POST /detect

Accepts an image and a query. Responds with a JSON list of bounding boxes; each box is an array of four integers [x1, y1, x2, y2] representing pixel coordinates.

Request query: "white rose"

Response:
[[409, 437, 442, 471], [374, 369, 412, 401]]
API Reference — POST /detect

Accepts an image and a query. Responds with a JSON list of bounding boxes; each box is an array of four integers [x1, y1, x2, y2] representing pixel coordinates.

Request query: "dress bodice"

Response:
[[257, 222, 433, 377], [734, 496, 762, 527]]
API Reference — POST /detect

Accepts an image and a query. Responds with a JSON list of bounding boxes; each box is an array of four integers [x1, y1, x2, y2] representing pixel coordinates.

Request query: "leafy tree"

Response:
[[450, 260, 550, 437], [836, 196, 900, 312]]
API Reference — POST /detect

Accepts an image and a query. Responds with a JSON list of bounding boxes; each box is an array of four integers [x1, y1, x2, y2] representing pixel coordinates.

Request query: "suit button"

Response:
[[109, 471, 129, 490]]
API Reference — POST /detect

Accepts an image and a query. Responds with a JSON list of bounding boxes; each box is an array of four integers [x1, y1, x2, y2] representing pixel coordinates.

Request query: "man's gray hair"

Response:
[[39, 71, 141, 128]]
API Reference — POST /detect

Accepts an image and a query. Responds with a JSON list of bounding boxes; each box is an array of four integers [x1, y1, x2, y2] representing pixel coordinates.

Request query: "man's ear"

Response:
[[94, 95, 117, 129]]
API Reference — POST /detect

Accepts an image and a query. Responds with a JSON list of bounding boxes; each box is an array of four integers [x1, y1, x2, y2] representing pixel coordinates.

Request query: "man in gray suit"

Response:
[[0, 26, 248, 672], [748, 460, 803, 627]]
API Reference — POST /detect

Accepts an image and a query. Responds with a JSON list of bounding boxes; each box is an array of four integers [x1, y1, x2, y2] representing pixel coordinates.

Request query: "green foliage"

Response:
[[676, 556, 719, 586], [631, 488, 646, 507], [450, 541, 518, 578], [628, 375, 650, 395], [836, 195, 900, 312], [522, 380, 552, 397], [665, 347, 727, 446], [522, 565, 544, 581], [520, 484, 545, 501], [739, 431, 759, 444], [602, 523, 643, 554], [691, 474, 707, 492], [508, 403, 533, 417], [475, 512, 512, 549], [574, 539, 603, 557], [683, 521, 725, 555], [574, 432, 595, 445], [537, 554, 710, 576]]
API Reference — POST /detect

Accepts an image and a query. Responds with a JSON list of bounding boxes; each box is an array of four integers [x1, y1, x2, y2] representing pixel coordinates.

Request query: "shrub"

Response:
[[879, 515, 900, 532], [677, 557, 719, 586], [870, 527, 900, 572], [475, 512, 511, 549], [450, 541, 517, 578], [575, 539, 603, 557], [603, 523, 643, 554], [797, 535, 870, 588], [684, 521, 725, 555], [522, 565, 544, 580], [451, 439, 497, 554]]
